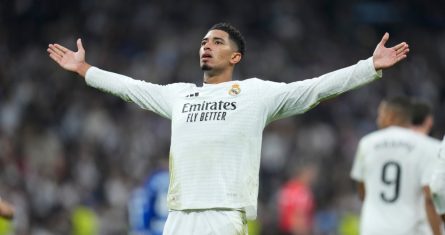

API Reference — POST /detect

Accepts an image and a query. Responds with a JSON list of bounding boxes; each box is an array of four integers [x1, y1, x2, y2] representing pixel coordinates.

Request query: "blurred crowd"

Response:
[[0, 0, 444, 234]]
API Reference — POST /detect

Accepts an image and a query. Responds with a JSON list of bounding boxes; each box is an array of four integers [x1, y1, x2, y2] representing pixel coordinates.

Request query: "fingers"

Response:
[[77, 38, 84, 52], [395, 54, 407, 64], [47, 45, 63, 63], [398, 46, 410, 56], [394, 42, 409, 54], [48, 44, 65, 57], [393, 42, 406, 51], [47, 43, 69, 66], [395, 43, 409, 63], [379, 32, 389, 46], [395, 48, 409, 63], [48, 50, 62, 65], [48, 51, 59, 62], [55, 44, 69, 54]]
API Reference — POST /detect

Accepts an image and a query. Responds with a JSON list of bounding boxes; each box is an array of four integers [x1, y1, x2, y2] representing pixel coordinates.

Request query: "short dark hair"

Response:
[[411, 100, 432, 125], [209, 22, 246, 56], [383, 96, 413, 123]]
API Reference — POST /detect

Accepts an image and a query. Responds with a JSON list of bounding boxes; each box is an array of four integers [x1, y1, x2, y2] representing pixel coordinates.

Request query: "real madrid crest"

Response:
[[228, 84, 241, 96]]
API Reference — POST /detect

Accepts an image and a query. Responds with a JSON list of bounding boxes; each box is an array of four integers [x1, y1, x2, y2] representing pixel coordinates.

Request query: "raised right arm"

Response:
[[47, 39, 178, 119]]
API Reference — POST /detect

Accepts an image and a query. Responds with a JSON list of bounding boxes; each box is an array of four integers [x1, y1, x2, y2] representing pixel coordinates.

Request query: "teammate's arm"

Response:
[[423, 186, 443, 235], [430, 167, 445, 222], [356, 182, 365, 201], [0, 199, 14, 220]]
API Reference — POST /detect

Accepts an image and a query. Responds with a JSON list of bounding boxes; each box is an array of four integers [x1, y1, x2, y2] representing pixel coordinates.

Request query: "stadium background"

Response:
[[0, 0, 444, 234]]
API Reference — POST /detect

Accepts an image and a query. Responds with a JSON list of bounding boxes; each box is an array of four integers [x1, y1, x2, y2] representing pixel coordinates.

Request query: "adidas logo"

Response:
[[186, 92, 199, 98]]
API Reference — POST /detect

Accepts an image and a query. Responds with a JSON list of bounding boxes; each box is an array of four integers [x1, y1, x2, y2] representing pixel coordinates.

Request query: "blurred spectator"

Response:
[[247, 219, 261, 235], [278, 162, 318, 235], [0, 199, 14, 220], [338, 213, 359, 235], [128, 158, 169, 235], [71, 205, 99, 235]]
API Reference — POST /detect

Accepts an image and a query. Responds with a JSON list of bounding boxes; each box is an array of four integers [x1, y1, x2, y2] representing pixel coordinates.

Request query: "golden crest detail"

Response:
[[228, 84, 241, 96]]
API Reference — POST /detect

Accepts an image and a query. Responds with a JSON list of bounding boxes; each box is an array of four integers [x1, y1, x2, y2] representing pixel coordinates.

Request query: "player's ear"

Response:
[[230, 52, 242, 65]]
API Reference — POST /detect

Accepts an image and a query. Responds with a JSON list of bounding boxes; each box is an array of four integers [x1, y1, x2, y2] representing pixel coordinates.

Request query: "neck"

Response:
[[381, 122, 410, 129], [203, 67, 233, 84], [395, 122, 411, 128], [411, 126, 429, 135]]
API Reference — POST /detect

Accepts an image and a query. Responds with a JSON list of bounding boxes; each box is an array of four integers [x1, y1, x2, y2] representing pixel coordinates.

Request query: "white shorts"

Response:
[[163, 209, 248, 235]]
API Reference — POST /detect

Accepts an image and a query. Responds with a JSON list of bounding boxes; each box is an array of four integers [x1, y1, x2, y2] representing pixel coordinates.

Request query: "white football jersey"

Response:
[[430, 136, 445, 215], [86, 58, 380, 220], [351, 126, 440, 235]]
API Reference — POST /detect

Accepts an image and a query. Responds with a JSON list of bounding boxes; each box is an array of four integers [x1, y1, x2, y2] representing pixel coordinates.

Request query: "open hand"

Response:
[[47, 39, 90, 76], [373, 33, 409, 70]]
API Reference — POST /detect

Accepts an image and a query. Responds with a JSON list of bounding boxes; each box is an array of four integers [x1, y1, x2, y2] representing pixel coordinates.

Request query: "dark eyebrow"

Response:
[[201, 36, 226, 42]]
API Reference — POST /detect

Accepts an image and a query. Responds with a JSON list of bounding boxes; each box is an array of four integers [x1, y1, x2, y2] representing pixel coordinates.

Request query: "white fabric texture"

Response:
[[86, 57, 380, 220], [351, 126, 440, 235], [163, 210, 247, 235]]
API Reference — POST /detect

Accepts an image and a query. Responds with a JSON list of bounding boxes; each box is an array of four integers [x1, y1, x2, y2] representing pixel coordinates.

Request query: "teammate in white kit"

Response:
[[431, 137, 445, 222], [410, 100, 443, 235], [48, 23, 409, 234], [351, 97, 442, 235], [426, 99, 445, 222]]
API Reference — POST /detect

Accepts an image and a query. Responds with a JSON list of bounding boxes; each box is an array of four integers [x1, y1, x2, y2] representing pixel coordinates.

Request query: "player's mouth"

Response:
[[201, 53, 213, 60]]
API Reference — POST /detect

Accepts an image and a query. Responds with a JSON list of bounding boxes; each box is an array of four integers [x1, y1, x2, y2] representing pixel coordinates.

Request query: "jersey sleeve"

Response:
[[351, 138, 366, 182], [430, 138, 445, 214], [420, 142, 441, 186], [262, 57, 381, 123], [439, 136, 445, 161], [85, 67, 182, 119], [430, 160, 445, 214]]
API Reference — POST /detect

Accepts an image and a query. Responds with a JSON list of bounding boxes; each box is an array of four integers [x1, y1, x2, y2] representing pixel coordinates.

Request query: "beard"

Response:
[[201, 64, 212, 71]]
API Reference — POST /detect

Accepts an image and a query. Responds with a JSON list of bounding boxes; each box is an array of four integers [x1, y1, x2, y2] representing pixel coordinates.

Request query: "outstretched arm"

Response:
[[431, 167, 445, 221], [356, 182, 365, 201], [264, 33, 410, 121], [47, 39, 91, 77], [47, 39, 177, 119], [373, 33, 409, 70]]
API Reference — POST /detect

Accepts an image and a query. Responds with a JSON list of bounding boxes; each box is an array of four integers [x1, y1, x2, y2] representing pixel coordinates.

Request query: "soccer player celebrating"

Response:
[[410, 100, 444, 235], [351, 97, 442, 235], [48, 23, 409, 234]]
